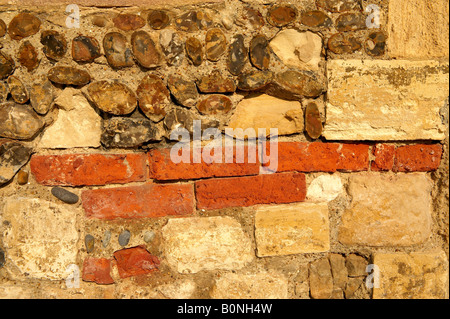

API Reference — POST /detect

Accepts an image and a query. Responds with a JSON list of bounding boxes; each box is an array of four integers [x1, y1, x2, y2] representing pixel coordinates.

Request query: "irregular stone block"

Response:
[[373, 251, 449, 299], [387, 0, 449, 58], [1, 197, 79, 280], [161, 216, 253, 274], [255, 202, 330, 256], [324, 60, 448, 141], [211, 271, 288, 299], [339, 173, 433, 246], [226, 94, 303, 139]]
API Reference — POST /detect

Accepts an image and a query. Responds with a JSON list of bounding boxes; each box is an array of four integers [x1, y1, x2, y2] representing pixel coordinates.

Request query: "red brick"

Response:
[[265, 142, 370, 173], [337, 144, 370, 171], [149, 145, 259, 181], [195, 172, 306, 210], [82, 183, 194, 220], [393, 144, 443, 172], [82, 257, 114, 285], [371, 144, 396, 171], [30, 153, 148, 186], [113, 246, 160, 279]]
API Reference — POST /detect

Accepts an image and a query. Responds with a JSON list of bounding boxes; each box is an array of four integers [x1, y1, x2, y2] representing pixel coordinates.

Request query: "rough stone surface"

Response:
[[17, 40, 40, 72], [1, 197, 78, 280], [0, 82, 7, 102], [197, 71, 236, 93], [185, 37, 203, 66], [7, 76, 29, 104], [226, 94, 303, 139], [167, 75, 198, 108], [136, 74, 170, 122], [148, 10, 170, 30], [159, 30, 184, 66], [329, 254, 348, 288], [72, 36, 102, 63], [228, 34, 248, 75], [161, 216, 253, 274], [328, 33, 361, 54], [197, 95, 232, 115], [364, 32, 386, 56], [309, 257, 333, 299], [103, 32, 134, 69], [324, 60, 448, 141], [211, 271, 289, 299], [0, 102, 45, 140], [270, 30, 322, 70], [373, 251, 449, 299], [0, 141, 32, 185], [250, 35, 271, 70], [113, 14, 145, 31], [87, 81, 137, 115], [345, 254, 367, 277], [0, 52, 15, 79], [301, 10, 332, 27], [101, 117, 159, 148], [267, 69, 325, 100], [8, 12, 41, 40], [267, 5, 297, 27], [237, 70, 273, 91], [316, 0, 361, 13], [205, 28, 227, 62], [255, 202, 330, 257], [305, 102, 323, 139], [29, 80, 54, 115], [339, 173, 433, 247], [335, 12, 366, 32], [132, 30, 162, 69], [157, 279, 196, 299], [47, 66, 91, 86], [38, 88, 101, 149], [306, 174, 344, 202], [40, 30, 67, 61], [387, 0, 449, 58]]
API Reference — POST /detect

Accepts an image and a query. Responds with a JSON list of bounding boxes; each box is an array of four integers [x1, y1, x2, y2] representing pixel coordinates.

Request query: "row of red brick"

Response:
[[30, 143, 443, 186], [28, 143, 443, 219]]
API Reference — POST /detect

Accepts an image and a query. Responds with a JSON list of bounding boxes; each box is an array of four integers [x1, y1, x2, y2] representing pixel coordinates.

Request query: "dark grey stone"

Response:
[[118, 230, 131, 247], [51, 187, 79, 204]]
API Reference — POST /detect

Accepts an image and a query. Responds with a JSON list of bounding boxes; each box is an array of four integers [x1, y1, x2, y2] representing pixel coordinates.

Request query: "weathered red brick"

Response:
[[393, 144, 443, 172], [195, 172, 306, 210], [82, 257, 114, 285], [113, 246, 160, 279], [336, 144, 370, 171], [371, 144, 395, 171], [30, 153, 148, 186], [149, 146, 259, 181], [82, 183, 194, 220], [265, 142, 370, 173]]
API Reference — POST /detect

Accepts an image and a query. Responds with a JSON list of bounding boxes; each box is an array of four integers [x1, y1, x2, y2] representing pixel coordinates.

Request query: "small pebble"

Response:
[[143, 231, 156, 243], [85, 234, 95, 253], [51, 187, 79, 204], [17, 169, 29, 185], [118, 230, 131, 247], [102, 230, 111, 248]]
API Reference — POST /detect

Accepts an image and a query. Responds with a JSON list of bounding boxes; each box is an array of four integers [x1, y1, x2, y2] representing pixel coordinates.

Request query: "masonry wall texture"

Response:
[[0, 0, 448, 300]]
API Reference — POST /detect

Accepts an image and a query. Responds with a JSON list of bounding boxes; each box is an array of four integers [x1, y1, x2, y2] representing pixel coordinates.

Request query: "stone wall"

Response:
[[0, 0, 448, 299]]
